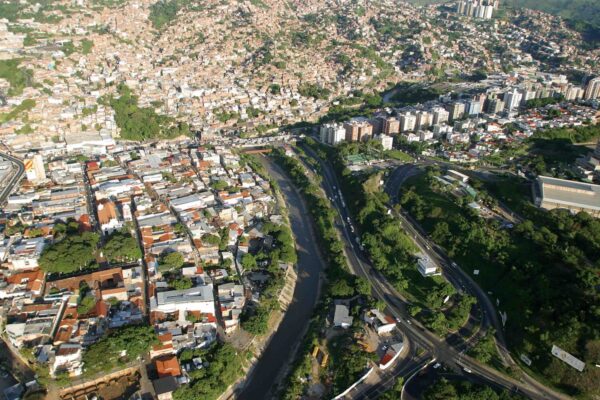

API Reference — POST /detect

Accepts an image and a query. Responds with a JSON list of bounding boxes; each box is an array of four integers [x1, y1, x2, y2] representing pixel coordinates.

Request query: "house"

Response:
[[364, 309, 396, 335], [153, 376, 180, 400], [333, 304, 353, 329], [97, 199, 123, 235], [7, 237, 46, 271], [50, 343, 83, 377], [417, 256, 440, 277], [155, 355, 182, 378]]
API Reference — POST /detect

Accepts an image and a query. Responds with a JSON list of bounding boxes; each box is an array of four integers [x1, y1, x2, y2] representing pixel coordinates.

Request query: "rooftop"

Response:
[[538, 176, 600, 211]]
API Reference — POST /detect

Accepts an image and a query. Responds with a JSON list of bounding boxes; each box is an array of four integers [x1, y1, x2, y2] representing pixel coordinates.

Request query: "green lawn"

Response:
[[385, 149, 414, 162]]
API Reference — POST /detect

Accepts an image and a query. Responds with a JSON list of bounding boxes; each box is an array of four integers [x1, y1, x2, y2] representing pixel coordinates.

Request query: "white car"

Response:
[[433, 363, 442, 369]]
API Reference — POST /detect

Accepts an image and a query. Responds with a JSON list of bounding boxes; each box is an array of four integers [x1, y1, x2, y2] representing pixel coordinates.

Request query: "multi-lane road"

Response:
[[300, 145, 569, 400], [0, 151, 25, 205]]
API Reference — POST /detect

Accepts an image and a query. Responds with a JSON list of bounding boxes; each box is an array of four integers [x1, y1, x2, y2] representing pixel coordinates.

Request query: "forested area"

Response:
[[400, 170, 600, 396], [173, 343, 244, 400], [82, 325, 157, 377], [39, 222, 100, 274], [102, 229, 142, 263], [530, 124, 600, 143], [240, 221, 296, 335], [423, 377, 525, 400], [109, 84, 191, 141], [304, 139, 475, 336]]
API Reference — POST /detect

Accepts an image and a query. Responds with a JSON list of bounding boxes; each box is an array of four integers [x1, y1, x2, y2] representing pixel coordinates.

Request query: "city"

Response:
[[0, 0, 599, 400]]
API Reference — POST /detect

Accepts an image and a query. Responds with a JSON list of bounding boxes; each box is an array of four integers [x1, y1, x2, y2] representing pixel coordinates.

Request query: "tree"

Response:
[[103, 230, 141, 263], [77, 295, 97, 315], [356, 277, 372, 296], [330, 279, 354, 297], [201, 234, 221, 246], [82, 325, 158, 377], [110, 84, 191, 141], [170, 276, 193, 290], [159, 252, 184, 271], [241, 253, 257, 270], [423, 378, 458, 400], [39, 231, 100, 274], [173, 343, 243, 400]]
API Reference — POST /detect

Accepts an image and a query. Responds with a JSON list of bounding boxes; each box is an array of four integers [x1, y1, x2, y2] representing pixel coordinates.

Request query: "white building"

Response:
[[320, 123, 346, 145], [504, 89, 523, 111], [417, 255, 439, 277], [25, 155, 46, 184], [8, 237, 46, 270], [399, 112, 417, 133], [51, 343, 83, 377], [333, 304, 353, 329], [584, 77, 600, 100], [375, 134, 394, 151], [150, 285, 216, 321]]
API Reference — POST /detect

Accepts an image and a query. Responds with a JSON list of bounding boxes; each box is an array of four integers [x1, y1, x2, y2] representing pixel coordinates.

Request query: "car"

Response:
[[433, 363, 442, 369], [463, 367, 472, 373], [406, 319, 412, 325], [395, 317, 402, 323]]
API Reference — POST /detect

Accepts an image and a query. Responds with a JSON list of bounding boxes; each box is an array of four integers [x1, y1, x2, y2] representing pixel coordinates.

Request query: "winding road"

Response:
[[300, 144, 569, 400], [0, 151, 25, 204], [238, 156, 326, 400]]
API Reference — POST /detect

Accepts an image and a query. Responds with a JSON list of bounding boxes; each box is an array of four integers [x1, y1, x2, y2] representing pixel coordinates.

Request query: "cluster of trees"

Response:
[[298, 83, 331, 100], [168, 276, 193, 290], [158, 251, 185, 272], [402, 171, 600, 396], [76, 294, 97, 315], [82, 325, 157, 377], [148, 0, 181, 29], [328, 333, 376, 394], [387, 82, 443, 106], [525, 95, 564, 109], [173, 343, 243, 400], [241, 218, 297, 335], [468, 328, 498, 364], [39, 229, 100, 275], [0, 59, 33, 97], [530, 124, 600, 143], [424, 378, 524, 400], [0, 98, 35, 124], [103, 229, 141, 263], [109, 84, 191, 141]]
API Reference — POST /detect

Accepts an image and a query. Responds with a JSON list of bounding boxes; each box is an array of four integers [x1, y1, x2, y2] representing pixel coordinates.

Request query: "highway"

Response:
[[299, 145, 569, 400], [0, 151, 25, 205]]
